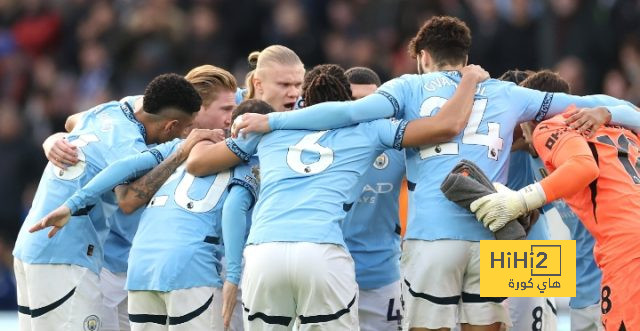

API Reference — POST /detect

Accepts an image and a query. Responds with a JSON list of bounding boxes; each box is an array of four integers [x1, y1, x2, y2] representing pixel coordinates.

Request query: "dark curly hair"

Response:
[[142, 73, 202, 116], [498, 69, 533, 85], [232, 99, 274, 122], [302, 64, 352, 107], [520, 70, 571, 93], [345, 66, 381, 86], [408, 16, 471, 67]]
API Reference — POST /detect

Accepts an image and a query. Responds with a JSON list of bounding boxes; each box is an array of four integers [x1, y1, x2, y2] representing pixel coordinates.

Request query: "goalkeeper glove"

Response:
[[470, 182, 547, 232]]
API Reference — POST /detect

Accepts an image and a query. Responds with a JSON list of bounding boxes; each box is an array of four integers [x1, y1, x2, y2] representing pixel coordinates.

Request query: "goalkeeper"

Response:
[[471, 103, 640, 329]]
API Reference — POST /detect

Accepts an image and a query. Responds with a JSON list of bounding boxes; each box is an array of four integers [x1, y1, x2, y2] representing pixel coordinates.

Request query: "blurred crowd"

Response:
[[0, 0, 639, 309]]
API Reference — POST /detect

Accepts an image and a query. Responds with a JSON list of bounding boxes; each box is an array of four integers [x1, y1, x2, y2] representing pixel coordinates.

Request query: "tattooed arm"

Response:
[[117, 129, 224, 214], [116, 148, 188, 213]]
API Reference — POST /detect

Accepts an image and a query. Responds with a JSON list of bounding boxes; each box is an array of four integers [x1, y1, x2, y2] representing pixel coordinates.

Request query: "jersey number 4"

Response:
[[418, 96, 503, 160]]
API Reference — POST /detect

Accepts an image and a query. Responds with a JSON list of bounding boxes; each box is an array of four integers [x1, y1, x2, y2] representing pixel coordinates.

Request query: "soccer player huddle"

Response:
[[13, 15, 640, 331]]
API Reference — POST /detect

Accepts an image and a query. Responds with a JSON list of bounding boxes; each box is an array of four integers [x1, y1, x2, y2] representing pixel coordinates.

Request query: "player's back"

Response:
[[235, 119, 405, 248], [381, 72, 547, 241], [14, 98, 148, 274], [342, 149, 404, 290], [129, 163, 229, 291], [534, 115, 640, 272]]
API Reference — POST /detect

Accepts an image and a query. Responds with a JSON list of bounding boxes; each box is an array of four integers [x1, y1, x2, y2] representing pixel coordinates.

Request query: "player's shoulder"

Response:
[[533, 114, 567, 135]]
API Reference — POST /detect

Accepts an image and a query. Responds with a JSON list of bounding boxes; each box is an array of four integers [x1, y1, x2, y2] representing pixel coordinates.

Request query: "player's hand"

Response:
[[179, 129, 225, 157], [460, 64, 490, 83], [45, 136, 79, 169], [221, 281, 238, 329], [230, 113, 271, 138], [29, 205, 72, 238], [563, 105, 610, 138], [470, 183, 546, 231]]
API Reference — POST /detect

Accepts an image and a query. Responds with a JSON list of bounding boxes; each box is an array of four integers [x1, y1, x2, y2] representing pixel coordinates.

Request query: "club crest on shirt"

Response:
[[250, 164, 260, 186], [83, 315, 100, 331], [373, 152, 389, 169]]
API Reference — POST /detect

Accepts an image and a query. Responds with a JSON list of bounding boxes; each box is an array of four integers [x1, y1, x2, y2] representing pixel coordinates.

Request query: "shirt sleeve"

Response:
[[365, 119, 409, 151], [226, 133, 261, 162], [532, 119, 599, 202], [512, 84, 639, 123], [228, 156, 260, 205], [221, 185, 253, 285], [64, 150, 161, 214], [268, 93, 395, 131]]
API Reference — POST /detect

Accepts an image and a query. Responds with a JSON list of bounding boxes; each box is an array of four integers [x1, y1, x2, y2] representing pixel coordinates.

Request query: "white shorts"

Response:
[[128, 286, 219, 331], [505, 297, 557, 331], [213, 287, 244, 331], [14, 258, 104, 331], [570, 303, 603, 331], [241, 242, 358, 331], [100, 268, 129, 331], [401, 240, 510, 329], [358, 280, 403, 331]]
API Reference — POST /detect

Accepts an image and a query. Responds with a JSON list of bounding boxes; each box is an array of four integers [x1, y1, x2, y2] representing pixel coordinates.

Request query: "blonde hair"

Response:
[[244, 45, 303, 99], [185, 65, 237, 107]]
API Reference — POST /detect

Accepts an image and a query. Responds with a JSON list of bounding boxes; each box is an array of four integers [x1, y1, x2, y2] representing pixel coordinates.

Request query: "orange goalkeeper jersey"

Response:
[[533, 114, 640, 272]]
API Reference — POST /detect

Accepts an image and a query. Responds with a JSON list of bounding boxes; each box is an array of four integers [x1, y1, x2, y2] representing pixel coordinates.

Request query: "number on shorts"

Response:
[[601, 285, 612, 314], [418, 96, 502, 160], [151, 165, 231, 213], [52, 134, 100, 180], [286, 131, 334, 174], [531, 306, 542, 331], [386, 298, 402, 322]]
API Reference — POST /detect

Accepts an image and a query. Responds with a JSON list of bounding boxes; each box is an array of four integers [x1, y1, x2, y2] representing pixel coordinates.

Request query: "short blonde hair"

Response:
[[186, 65, 237, 107], [244, 45, 303, 99]]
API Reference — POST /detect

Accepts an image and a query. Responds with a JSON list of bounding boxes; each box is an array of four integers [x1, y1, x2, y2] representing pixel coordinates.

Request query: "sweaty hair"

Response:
[[244, 45, 303, 99], [408, 16, 471, 66], [498, 69, 533, 85], [185, 65, 237, 107], [345, 66, 381, 87], [232, 99, 274, 122], [302, 64, 352, 107], [520, 70, 571, 93], [143, 73, 201, 115]]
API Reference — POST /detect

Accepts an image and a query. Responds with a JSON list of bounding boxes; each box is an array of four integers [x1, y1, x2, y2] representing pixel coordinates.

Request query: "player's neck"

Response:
[[433, 64, 463, 72]]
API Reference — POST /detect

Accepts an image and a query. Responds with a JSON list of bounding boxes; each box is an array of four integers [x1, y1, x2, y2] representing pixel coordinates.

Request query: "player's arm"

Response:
[[232, 65, 489, 136], [519, 88, 640, 132], [186, 131, 261, 176], [401, 73, 481, 146], [220, 185, 253, 328], [117, 129, 226, 213], [65, 111, 87, 132], [43, 132, 79, 169], [29, 151, 162, 237], [470, 121, 598, 231]]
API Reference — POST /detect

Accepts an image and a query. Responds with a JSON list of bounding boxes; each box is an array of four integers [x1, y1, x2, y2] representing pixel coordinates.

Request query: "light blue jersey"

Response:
[[343, 149, 405, 290], [102, 96, 147, 274], [267, 71, 639, 242], [13, 98, 149, 274], [227, 118, 407, 247], [378, 72, 639, 241], [235, 88, 246, 105], [507, 150, 550, 240], [126, 144, 259, 291], [342, 149, 405, 290], [551, 201, 601, 309]]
